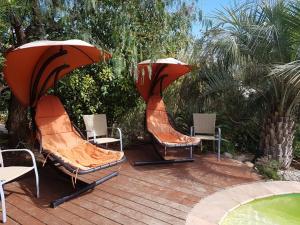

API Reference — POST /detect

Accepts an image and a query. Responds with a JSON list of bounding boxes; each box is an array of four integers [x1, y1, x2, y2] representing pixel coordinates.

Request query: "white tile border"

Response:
[[185, 181, 300, 225]]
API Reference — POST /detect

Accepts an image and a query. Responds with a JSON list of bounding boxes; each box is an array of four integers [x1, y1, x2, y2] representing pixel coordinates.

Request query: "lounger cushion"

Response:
[[35, 95, 124, 170], [146, 95, 200, 147]]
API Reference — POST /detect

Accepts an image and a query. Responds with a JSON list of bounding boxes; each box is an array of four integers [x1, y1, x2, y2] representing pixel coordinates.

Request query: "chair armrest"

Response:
[[215, 127, 221, 139], [190, 126, 195, 136], [1, 149, 37, 168], [107, 127, 122, 139], [107, 127, 123, 152]]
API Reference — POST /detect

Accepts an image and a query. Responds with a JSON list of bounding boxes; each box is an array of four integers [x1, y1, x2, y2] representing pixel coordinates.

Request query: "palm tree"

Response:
[[196, 0, 300, 168]]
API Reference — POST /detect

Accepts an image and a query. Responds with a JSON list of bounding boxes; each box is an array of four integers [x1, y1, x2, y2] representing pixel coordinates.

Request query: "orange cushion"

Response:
[[146, 95, 200, 146], [35, 95, 123, 170]]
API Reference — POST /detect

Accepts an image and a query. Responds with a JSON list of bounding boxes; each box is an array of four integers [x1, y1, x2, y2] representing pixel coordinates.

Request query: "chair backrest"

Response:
[[35, 95, 83, 150], [83, 114, 108, 139], [193, 113, 216, 135]]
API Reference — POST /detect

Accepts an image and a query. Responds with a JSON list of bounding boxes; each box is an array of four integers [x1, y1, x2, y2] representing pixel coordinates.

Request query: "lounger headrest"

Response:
[[35, 95, 73, 135], [35, 95, 67, 118]]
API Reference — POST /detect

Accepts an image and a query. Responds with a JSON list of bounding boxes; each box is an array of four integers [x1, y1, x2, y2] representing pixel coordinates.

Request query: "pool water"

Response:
[[221, 194, 300, 225]]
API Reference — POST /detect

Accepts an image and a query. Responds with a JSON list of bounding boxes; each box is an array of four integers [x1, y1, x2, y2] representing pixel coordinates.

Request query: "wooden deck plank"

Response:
[[6, 183, 94, 225], [5, 202, 45, 225], [7, 178, 120, 225], [84, 171, 191, 212], [97, 190, 185, 224], [97, 184, 187, 220], [87, 172, 194, 211], [91, 171, 199, 206], [72, 197, 145, 225], [81, 188, 183, 225], [83, 173, 188, 218], [82, 194, 171, 225], [62, 202, 119, 225], [6, 195, 70, 225], [2, 216, 20, 225]]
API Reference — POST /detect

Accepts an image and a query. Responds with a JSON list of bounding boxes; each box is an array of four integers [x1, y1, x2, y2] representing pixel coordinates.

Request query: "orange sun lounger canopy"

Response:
[[3, 40, 110, 107], [136, 58, 192, 102]]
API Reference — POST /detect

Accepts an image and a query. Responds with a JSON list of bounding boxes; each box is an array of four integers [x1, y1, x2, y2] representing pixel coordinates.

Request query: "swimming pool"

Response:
[[221, 193, 300, 225]]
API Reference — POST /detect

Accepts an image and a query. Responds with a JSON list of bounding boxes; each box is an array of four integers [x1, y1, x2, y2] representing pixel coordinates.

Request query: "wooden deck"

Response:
[[3, 145, 260, 225]]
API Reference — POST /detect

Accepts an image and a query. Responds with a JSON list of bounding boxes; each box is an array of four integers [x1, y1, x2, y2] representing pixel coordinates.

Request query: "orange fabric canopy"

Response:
[[4, 40, 111, 106], [136, 58, 192, 102]]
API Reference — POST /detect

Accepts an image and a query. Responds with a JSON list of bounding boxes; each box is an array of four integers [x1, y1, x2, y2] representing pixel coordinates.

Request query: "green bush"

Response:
[[256, 158, 281, 180], [57, 64, 140, 132], [222, 139, 236, 155], [57, 70, 102, 129], [117, 99, 146, 147]]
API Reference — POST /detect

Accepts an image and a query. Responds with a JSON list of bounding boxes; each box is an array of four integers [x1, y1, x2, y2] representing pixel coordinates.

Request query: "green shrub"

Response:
[[117, 99, 146, 147], [57, 64, 140, 134], [256, 158, 281, 180], [222, 139, 236, 155], [57, 70, 102, 129]]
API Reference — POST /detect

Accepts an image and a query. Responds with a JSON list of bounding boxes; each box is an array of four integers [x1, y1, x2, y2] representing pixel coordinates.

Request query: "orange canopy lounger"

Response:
[[3, 40, 125, 208], [134, 58, 200, 166]]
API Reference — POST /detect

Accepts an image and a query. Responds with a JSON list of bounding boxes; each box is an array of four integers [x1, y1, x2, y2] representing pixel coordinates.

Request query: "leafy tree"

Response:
[[189, 0, 300, 168], [0, 0, 43, 146]]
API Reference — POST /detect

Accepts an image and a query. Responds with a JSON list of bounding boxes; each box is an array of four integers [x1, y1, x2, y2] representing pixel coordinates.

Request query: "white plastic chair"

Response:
[[83, 114, 123, 152], [191, 113, 221, 160], [0, 149, 39, 223]]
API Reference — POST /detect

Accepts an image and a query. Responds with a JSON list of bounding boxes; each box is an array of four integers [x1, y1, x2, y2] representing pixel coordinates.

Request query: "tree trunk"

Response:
[[6, 13, 30, 147], [6, 96, 30, 146], [260, 112, 295, 169]]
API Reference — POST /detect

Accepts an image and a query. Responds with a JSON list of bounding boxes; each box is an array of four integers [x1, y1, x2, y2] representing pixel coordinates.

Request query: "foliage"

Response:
[[57, 70, 102, 129], [256, 157, 281, 180], [0, 0, 197, 144], [165, 0, 300, 161], [117, 99, 146, 147]]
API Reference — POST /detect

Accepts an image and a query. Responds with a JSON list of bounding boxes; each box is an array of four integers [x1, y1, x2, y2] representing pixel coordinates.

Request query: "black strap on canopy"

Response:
[[148, 64, 168, 98], [36, 64, 70, 102], [30, 49, 68, 106]]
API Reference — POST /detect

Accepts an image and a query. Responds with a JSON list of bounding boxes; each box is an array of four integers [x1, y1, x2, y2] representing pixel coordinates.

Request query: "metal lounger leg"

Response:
[[50, 171, 118, 208], [134, 141, 194, 166], [134, 158, 194, 166], [189, 146, 193, 159], [0, 183, 6, 223], [217, 138, 221, 161], [33, 160, 40, 198], [217, 128, 221, 161]]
